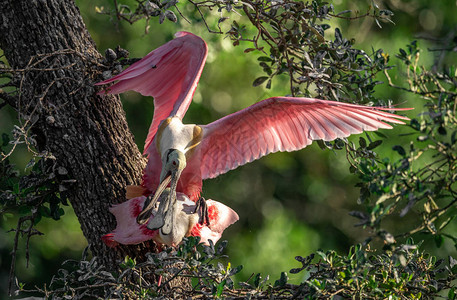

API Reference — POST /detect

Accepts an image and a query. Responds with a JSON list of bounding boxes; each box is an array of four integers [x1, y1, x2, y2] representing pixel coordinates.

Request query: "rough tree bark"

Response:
[[0, 0, 158, 269]]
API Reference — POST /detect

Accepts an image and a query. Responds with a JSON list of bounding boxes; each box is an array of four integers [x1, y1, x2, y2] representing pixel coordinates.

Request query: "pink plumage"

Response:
[[97, 31, 207, 155], [97, 31, 411, 200], [102, 194, 239, 247], [97, 32, 412, 247], [102, 196, 158, 247], [199, 97, 411, 179]]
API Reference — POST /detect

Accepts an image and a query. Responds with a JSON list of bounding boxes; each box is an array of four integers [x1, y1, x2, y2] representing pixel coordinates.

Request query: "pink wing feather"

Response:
[[102, 195, 238, 247], [96, 31, 208, 154], [198, 97, 412, 179], [190, 200, 239, 245], [102, 196, 158, 247]]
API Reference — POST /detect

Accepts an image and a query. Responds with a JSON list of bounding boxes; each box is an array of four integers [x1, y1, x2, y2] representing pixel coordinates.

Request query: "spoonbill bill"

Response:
[[97, 31, 411, 236]]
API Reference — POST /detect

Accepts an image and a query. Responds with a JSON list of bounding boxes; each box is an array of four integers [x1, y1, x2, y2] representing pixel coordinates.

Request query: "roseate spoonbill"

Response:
[[102, 190, 239, 247], [97, 31, 411, 233]]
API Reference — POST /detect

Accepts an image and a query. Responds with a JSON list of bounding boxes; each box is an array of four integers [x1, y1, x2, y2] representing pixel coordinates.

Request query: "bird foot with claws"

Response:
[[194, 196, 210, 226]]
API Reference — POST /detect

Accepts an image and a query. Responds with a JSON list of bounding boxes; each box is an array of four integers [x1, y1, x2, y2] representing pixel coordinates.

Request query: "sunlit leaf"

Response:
[[252, 76, 268, 87]]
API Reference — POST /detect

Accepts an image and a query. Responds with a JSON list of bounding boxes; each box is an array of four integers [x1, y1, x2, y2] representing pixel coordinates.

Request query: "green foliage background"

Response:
[[1, 0, 456, 295]]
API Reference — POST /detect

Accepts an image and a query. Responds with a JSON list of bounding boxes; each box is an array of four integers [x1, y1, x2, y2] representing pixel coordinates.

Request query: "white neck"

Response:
[[157, 117, 201, 159]]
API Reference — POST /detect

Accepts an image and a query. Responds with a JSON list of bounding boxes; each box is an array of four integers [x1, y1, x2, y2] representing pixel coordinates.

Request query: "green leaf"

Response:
[[2, 133, 10, 147], [2, 213, 13, 221], [367, 140, 382, 150], [336, 10, 351, 16], [123, 256, 136, 268], [252, 76, 268, 87], [438, 216, 455, 231], [451, 130, 457, 145], [290, 267, 302, 274], [316, 250, 327, 260], [228, 265, 242, 276], [373, 131, 388, 138], [449, 287, 456, 300], [438, 126, 447, 135], [410, 118, 420, 130], [33, 214, 42, 225], [244, 48, 256, 53], [434, 235, 444, 248], [334, 27, 343, 42], [274, 272, 288, 287], [257, 56, 272, 62], [216, 279, 226, 297], [359, 137, 367, 148], [254, 273, 261, 288], [392, 145, 406, 156], [39, 205, 51, 218], [316, 140, 326, 150], [216, 240, 228, 255]]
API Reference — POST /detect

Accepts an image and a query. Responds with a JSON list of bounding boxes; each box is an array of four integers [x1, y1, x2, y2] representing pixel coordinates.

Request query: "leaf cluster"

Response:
[[288, 241, 457, 299], [3, 0, 457, 298], [1, 136, 74, 294], [16, 237, 243, 299], [102, 0, 396, 104], [228, 0, 393, 102], [15, 238, 457, 299], [1, 143, 73, 224], [95, 0, 180, 33], [348, 39, 457, 250]]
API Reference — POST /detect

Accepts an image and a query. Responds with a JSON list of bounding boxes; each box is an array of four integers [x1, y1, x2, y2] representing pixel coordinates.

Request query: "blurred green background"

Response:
[[1, 0, 456, 294]]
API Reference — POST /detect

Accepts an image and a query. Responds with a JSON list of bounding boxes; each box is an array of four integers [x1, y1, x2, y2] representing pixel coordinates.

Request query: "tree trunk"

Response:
[[0, 0, 157, 268]]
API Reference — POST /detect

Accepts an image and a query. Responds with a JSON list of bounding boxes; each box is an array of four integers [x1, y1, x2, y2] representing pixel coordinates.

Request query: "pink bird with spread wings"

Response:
[[97, 31, 411, 243], [102, 191, 239, 247]]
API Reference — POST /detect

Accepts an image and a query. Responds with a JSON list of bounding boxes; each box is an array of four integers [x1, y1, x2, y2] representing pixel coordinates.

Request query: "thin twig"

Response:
[[188, 0, 222, 34], [8, 215, 36, 296]]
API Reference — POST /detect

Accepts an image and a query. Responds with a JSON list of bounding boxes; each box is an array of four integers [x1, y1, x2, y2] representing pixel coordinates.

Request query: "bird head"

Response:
[[160, 148, 187, 186], [137, 149, 186, 226]]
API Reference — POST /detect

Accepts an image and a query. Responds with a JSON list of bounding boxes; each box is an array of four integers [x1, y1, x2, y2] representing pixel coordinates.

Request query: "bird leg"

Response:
[[194, 196, 210, 226]]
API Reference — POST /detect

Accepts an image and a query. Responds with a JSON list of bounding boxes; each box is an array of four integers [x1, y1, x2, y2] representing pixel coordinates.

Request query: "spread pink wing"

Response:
[[191, 200, 239, 245], [206, 200, 239, 234], [102, 196, 158, 247], [103, 196, 237, 247], [96, 31, 208, 154], [198, 97, 412, 179]]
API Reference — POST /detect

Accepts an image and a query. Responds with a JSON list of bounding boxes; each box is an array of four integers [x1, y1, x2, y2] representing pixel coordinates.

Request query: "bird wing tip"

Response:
[[101, 233, 118, 248]]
